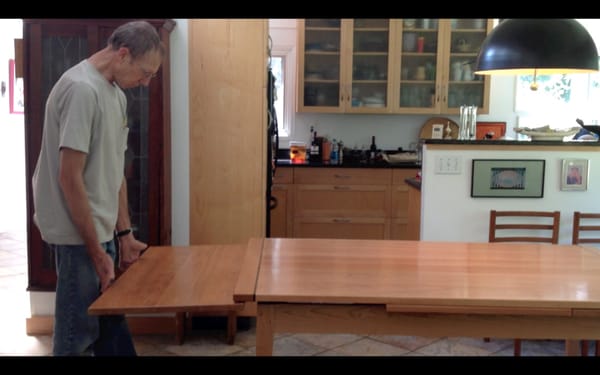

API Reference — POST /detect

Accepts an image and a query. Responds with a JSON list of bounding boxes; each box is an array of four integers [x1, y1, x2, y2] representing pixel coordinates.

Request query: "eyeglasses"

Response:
[[133, 60, 158, 80]]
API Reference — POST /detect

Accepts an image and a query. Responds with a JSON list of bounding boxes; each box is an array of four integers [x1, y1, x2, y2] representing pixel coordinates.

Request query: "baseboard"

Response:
[[26, 315, 177, 336]]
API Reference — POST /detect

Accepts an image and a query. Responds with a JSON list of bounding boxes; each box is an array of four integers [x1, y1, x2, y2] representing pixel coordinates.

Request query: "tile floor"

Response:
[[1, 228, 597, 357]]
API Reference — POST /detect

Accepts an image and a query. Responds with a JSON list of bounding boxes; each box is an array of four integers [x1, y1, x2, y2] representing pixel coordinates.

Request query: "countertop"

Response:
[[424, 139, 600, 146], [405, 177, 421, 190], [276, 159, 420, 169]]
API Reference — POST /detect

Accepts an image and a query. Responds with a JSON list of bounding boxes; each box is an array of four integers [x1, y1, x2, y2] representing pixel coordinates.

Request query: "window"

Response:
[[270, 45, 295, 139], [515, 20, 600, 129], [515, 67, 600, 127]]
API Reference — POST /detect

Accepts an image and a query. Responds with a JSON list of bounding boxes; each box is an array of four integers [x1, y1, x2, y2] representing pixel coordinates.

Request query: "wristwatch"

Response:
[[115, 228, 132, 237]]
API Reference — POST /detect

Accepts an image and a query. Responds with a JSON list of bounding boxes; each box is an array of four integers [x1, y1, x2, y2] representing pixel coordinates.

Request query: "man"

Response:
[[32, 20, 164, 356]]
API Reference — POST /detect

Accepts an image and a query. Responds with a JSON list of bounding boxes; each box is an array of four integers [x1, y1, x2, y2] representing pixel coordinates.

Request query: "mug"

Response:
[[415, 66, 426, 81]]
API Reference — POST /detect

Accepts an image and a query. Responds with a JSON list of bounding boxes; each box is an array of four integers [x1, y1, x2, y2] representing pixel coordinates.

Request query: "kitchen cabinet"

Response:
[[292, 168, 392, 239], [23, 19, 175, 291], [270, 167, 293, 237], [297, 19, 394, 114], [270, 166, 421, 240], [188, 20, 267, 245], [390, 169, 415, 240], [297, 18, 492, 115], [406, 179, 422, 240]]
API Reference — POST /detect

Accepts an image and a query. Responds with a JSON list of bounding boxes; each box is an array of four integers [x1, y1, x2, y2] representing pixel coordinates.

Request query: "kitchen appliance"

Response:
[[266, 50, 279, 237]]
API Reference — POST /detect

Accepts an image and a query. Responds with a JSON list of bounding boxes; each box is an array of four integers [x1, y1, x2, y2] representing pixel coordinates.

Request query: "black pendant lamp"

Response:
[[475, 19, 599, 76]]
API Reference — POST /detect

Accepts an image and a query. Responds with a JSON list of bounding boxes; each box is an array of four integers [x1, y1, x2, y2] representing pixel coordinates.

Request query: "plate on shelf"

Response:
[[419, 117, 459, 140], [514, 126, 579, 141]]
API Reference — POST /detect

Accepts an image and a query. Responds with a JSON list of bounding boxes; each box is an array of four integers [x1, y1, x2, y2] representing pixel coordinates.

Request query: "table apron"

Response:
[[255, 303, 600, 355]]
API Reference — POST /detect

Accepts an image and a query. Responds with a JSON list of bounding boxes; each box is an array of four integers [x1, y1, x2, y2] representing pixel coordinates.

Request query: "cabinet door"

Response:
[[390, 169, 414, 240], [298, 19, 396, 114], [270, 167, 293, 238], [23, 19, 174, 291], [297, 19, 345, 112], [346, 19, 393, 113], [396, 18, 443, 114], [440, 18, 492, 114]]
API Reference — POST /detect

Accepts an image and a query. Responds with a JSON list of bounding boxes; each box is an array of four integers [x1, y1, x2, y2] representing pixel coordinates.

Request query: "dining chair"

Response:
[[488, 209, 561, 356], [572, 211, 600, 356]]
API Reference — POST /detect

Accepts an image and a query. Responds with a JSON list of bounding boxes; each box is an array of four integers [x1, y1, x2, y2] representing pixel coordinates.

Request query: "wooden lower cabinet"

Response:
[[270, 166, 420, 240], [390, 169, 416, 240], [406, 183, 422, 240], [293, 217, 388, 239], [270, 167, 293, 238]]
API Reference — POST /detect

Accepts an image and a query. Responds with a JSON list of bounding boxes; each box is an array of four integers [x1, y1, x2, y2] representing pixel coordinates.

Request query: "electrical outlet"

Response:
[[435, 156, 462, 174]]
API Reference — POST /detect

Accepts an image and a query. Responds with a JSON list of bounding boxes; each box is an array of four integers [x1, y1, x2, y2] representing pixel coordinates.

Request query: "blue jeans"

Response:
[[51, 240, 136, 356]]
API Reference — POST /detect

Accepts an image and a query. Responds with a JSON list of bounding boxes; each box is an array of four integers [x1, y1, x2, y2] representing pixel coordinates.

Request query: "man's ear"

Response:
[[116, 46, 130, 62]]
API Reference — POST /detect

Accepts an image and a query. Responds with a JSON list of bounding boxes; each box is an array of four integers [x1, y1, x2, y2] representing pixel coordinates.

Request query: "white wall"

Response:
[[421, 145, 600, 245], [0, 19, 25, 233]]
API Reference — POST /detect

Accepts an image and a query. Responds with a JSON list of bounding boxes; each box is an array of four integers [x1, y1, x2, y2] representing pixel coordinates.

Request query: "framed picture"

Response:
[[471, 159, 545, 198], [8, 59, 24, 114], [476, 121, 506, 140], [561, 159, 589, 191]]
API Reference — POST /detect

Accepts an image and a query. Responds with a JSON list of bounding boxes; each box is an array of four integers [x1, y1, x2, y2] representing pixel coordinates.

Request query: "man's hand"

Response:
[[118, 234, 148, 270], [92, 250, 116, 293]]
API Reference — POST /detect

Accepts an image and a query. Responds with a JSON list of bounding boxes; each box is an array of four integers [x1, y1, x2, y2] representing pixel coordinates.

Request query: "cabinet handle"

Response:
[[334, 174, 351, 179], [333, 185, 351, 190], [442, 85, 447, 103], [333, 218, 351, 223], [436, 85, 440, 102]]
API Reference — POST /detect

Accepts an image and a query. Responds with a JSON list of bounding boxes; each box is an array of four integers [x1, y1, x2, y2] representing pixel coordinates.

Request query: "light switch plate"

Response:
[[435, 156, 462, 174]]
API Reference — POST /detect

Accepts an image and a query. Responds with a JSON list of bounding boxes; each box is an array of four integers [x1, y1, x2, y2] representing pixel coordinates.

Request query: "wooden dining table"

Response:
[[88, 244, 253, 344], [89, 237, 600, 356], [234, 237, 600, 356]]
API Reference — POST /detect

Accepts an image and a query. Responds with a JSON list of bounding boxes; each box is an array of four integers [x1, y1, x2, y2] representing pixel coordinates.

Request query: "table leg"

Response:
[[227, 311, 237, 345], [175, 312, 186, 345], [565, 339, 581, 356], [256, 304, 274, 356]]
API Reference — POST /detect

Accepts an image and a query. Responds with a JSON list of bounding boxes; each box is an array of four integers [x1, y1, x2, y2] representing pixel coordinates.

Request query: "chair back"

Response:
[[489, 210, 560, 244], [572, 212, 600, 244]]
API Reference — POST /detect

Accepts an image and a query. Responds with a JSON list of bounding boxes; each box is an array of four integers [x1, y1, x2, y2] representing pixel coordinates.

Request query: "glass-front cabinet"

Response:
[[298, 19, 393, 113], [439, 18, 492, 114], [297, 18, 492, 115]]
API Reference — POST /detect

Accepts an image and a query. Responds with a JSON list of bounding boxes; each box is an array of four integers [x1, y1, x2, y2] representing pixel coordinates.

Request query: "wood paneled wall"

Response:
[[188, 19, 268, 244]]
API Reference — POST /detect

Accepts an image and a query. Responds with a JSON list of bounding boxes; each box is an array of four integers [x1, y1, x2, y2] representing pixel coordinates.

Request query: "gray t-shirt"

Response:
[[32, 59, 129, 245]]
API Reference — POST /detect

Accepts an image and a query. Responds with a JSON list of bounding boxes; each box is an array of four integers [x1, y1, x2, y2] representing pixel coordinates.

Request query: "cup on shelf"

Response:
[[417, 37, 425, 53], [415, 66, 426, 81]]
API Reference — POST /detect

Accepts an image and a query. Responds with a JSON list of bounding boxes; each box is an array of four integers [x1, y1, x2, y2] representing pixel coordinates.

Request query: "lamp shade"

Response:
[[475, 19, 599, 75]]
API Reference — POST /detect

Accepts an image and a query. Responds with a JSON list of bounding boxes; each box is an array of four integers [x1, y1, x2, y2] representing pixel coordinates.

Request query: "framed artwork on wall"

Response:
[[9, 59, 24, 114], [561, 159, 589, 191], [471, 159, 545, 198]]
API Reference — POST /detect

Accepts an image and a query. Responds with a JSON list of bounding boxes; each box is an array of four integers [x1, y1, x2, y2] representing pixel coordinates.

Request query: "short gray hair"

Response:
[[107, 20, 165, 60]]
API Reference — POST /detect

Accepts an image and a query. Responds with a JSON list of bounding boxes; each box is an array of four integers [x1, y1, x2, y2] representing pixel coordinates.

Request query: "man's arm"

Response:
[[58, 147, 115, 292], [115, 176, 148, 270]]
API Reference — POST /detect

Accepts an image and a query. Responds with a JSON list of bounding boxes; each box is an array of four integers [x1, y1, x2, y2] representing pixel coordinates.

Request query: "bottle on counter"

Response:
[[369, 136, 377, 162], [310, 128, 320, 162], [330, 138, 338, 164]]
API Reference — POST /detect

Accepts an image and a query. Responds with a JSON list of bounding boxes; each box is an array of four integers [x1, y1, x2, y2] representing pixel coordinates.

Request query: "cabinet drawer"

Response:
[[294, 168, 391, 185], [293, 217, 387, 240], [273, 166, 293, 184], [295, 185, 390, 217]]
